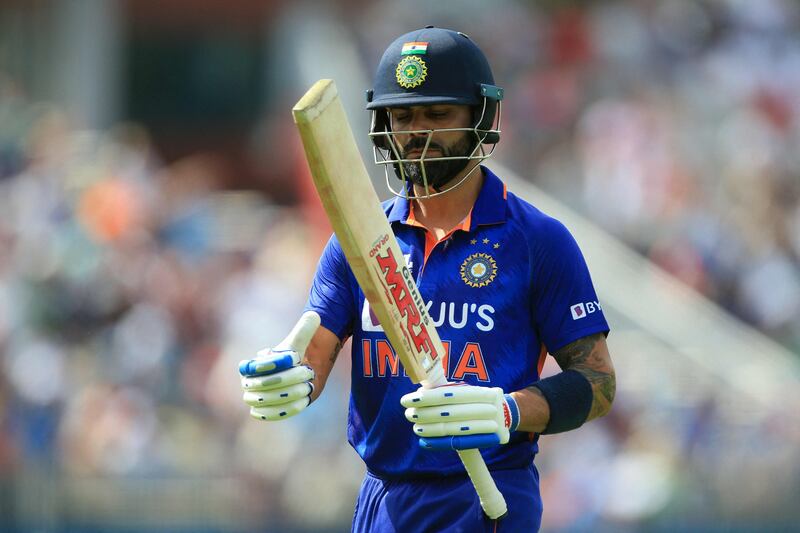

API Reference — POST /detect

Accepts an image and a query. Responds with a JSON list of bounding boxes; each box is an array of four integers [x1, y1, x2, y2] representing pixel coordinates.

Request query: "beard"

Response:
[[396, 133, 475, 191]]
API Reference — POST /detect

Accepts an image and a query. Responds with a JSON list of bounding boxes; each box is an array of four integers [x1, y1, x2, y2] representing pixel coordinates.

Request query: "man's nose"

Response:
[[406, 111, 432, 134]]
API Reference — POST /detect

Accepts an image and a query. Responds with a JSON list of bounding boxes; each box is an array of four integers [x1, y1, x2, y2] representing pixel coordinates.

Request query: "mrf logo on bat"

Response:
[[370, 233, 440, 364]]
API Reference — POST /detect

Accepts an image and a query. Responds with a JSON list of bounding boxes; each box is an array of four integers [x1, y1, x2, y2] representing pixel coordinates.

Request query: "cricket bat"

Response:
[[292, 79, 507, 520]]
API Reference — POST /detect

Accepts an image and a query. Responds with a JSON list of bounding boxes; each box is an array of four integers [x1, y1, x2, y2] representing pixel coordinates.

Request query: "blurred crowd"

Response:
[[0, 76, 360, 529], [1, 0, 799, 531]]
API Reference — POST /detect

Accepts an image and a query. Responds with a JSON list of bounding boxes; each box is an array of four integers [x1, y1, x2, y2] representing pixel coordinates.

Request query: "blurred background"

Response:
[[1, 0, 799, 531]]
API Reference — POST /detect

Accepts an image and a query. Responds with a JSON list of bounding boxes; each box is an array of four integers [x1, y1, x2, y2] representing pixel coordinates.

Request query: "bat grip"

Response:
[[457, 449, 508, 520], [422, 367, 508, 520]]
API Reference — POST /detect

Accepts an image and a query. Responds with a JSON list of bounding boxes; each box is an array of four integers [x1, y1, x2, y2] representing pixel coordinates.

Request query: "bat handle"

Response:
[[457, 448, 508, 520], [423, 368, 508, 520]]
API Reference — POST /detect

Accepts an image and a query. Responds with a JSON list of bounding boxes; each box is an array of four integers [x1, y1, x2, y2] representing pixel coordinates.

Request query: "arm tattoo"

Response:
[[549, 333, 615, 420], [301, 339, 344, 367], [302, 338, 345, 403], [329, 339, 344, 365]]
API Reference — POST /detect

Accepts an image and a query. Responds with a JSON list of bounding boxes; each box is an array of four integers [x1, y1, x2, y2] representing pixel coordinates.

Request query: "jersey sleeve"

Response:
[[530, 218, 609, 352], [304, 234, 357, 340]]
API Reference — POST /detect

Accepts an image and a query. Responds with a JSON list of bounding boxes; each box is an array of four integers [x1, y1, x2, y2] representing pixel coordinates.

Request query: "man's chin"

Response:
[[397, 151, 473, 192], [405, 169, 470, 194], [402, 165, 449, 189]]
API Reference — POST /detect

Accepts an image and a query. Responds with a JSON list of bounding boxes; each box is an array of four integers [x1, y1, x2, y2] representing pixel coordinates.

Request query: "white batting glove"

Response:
[[239, 312, 320, 421], [400, 384, 520, 450]]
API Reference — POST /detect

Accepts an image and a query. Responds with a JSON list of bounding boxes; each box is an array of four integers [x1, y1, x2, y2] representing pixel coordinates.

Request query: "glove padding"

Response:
[[400, 384, 519, 450], [239, 312, 320, 421]]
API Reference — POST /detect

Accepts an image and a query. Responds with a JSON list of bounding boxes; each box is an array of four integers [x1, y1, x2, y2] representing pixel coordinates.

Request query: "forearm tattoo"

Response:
[[301, 339, 344, 368], [548, 333, 615, 420], [302, 338, 345, 403], [329, 339, 344, 365]]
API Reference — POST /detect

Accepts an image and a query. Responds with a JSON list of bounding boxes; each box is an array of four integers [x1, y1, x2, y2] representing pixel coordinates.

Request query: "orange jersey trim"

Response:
[[406, 205, 473, 265], [537, 343, 548, 376]]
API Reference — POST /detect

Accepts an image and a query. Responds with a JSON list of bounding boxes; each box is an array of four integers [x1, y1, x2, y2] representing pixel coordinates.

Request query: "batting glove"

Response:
[[239, 312, 320, 421], [400, 384, 520, 450]]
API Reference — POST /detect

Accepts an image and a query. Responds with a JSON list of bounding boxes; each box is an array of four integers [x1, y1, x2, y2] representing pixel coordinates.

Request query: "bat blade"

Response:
[[292, 79, 442, 386], [292, 79, 507, 520]]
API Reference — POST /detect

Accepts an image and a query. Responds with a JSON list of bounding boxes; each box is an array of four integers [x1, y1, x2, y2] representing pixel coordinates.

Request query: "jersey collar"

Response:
[[386, 165, 508, 231]]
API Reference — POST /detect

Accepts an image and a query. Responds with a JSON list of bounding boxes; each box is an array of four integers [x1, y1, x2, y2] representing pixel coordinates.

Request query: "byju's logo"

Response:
[[362, 300, 496, 332], [570, 301, 602, 320]]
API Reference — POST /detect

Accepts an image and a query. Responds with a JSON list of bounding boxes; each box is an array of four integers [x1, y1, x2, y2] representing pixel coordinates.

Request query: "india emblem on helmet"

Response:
[[396, 55, 428, 89]]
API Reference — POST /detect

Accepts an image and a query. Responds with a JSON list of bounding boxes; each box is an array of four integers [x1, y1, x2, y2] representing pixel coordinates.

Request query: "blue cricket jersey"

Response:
[[305, 166, 609, 479]]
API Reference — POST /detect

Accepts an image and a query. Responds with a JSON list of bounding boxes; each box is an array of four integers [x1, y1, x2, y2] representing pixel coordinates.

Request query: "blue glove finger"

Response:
[[239, 351, 296, 377], [418, 434, 501, 451]]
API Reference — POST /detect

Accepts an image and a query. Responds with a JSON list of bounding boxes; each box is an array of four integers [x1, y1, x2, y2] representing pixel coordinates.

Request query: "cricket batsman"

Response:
[[239, 27, 615, 532]]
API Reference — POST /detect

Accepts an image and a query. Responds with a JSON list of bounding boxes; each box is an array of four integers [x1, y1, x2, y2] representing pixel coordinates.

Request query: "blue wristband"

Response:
[[531, 369, 593, 434], [504, 394, 520, 433]]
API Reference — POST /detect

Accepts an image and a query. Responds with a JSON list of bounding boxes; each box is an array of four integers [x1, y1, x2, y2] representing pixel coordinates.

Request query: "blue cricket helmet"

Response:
[[367, 26, 501, 108], [366, 26, 503, 145]]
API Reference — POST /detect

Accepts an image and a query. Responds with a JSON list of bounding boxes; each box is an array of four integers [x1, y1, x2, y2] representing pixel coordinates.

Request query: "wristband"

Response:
[[503, 394, 520, 432], [531, 369, 592, 434]]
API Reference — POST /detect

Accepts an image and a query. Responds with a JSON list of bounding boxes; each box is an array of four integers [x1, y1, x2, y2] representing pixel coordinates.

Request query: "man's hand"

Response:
[[238, 312, 320, 421], [400, 384, 520, 450]]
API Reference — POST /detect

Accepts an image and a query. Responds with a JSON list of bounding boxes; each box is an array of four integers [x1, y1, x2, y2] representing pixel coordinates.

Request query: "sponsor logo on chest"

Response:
[[362, 300, 496, 332]]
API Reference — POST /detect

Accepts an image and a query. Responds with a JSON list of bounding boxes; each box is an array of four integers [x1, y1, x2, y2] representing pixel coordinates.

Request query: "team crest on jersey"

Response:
[[460, 253, 497, 288], [396, 55, 428, 89]]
